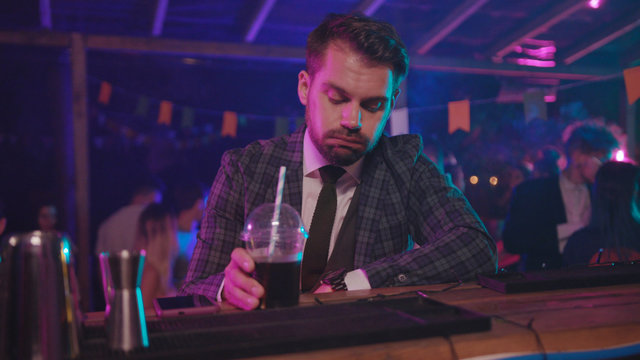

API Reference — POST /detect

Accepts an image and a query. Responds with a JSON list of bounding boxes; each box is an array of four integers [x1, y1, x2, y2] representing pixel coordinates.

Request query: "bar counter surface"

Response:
[[81, 277, 640, 360]]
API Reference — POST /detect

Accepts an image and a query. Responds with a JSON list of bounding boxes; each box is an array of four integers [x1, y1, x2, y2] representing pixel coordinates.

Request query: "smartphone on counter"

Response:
[[153, 295, 220, 317]]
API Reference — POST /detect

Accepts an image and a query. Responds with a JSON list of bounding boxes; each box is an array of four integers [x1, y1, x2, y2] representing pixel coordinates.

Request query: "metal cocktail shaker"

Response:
[[0, 231, 82, 359], [99, 250, 149, 352]]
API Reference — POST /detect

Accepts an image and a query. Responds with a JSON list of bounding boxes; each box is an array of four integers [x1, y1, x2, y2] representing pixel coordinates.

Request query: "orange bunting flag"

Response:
[[158, 100, 173, 126], [623, 66, 640, 104], [98, 81, 112, 105], [448, 100, 470, 134], [221, 111, 238, 138]]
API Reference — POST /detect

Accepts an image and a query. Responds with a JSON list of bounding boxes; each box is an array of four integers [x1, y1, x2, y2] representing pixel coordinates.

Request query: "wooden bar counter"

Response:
[[85, 282, 640, 359]]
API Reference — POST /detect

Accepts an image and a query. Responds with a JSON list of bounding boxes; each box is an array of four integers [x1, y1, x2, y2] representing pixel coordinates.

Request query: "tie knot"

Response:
[[319, 165, 345, 185]]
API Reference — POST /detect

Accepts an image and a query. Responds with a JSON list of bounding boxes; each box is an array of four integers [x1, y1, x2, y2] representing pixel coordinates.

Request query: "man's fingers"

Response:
[[223, 281, 260, 310], [230, 248, 255, 273], [223, 249, 264, 311]]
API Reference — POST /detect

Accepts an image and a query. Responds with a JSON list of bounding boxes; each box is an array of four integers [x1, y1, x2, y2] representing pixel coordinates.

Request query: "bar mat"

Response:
[[80, 294, 490, 359], [478, 262, 640, 293]]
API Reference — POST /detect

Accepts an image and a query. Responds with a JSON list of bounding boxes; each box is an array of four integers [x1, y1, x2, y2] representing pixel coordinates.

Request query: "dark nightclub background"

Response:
[[1, 0, 639, 310]]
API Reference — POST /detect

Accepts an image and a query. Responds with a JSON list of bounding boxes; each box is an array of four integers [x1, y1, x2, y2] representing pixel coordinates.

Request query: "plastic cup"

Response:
[[242, 203, 306, 309]]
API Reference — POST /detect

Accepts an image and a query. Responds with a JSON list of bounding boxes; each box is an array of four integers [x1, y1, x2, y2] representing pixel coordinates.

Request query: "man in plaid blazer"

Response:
[[181, 14, 496, 310]]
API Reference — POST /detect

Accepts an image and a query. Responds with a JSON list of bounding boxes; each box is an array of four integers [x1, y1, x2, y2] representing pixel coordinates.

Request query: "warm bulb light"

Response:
[[469, 176, 478, 185], [489, 176, 498, 186]]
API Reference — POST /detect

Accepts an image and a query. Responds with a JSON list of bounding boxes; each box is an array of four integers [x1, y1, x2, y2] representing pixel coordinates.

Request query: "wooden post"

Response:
[[70, 33, 91, 311], [628, 102, 637, 162]]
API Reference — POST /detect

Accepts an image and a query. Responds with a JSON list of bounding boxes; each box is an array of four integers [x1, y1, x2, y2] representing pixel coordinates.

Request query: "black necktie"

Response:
[[301, 165, 345, 291]]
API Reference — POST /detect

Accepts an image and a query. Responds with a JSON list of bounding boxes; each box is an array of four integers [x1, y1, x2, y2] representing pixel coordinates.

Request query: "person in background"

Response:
[[135, 203, 179, 309], [532, 146, 562, 179], [181, 13, 496, 310], [37, 203, 58, 232], [563, 161, 640, 266], [0, 200, 6, 236], [167, 180, 205, 288], [95, 177, 163, 255], [503, 124, 618, 271]]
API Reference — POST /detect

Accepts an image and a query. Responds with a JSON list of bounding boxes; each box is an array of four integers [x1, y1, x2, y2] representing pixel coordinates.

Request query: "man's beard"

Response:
[[306, 107, 374, 167]]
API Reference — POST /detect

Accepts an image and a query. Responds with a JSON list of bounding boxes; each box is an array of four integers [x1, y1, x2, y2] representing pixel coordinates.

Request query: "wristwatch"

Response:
[[320, 268, 348, 291]]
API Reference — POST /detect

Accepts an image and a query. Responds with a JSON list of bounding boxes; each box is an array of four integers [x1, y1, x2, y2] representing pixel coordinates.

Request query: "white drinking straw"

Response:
[[269, 166, 287, 257]]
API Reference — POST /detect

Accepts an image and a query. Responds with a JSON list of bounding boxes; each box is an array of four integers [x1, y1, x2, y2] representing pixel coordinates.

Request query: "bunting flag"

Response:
[[390, 107, 409, 135], [448, 100, 470, 134], [98, 81, 112, 105], [275, 116, 289, 137], [158, 100, 173, 126], [135, 96, 150, 117], [221, 111, 238, 138], [238, 114, 248, 127], [181, 107, 195, 128], [623, 66, 640, 104], [523, 89, 547, 122]]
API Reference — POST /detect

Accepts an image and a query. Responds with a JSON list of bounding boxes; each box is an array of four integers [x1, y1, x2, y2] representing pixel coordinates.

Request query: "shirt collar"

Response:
[[559, 171, 586, 191], [303, 129, 363, 183]]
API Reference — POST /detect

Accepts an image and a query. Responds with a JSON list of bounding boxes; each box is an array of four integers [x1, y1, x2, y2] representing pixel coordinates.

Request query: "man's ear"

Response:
[[298, 70, 310, 106], [391, 88, 401, 109]]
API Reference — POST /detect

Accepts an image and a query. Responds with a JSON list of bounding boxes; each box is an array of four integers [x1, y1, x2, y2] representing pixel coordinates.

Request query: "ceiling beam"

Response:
[[414, 0, 489, 55], [0, 30, 619, 79], [562, 7, 640, 65], [244, 0, 277, 43], [352, 0, 386, 17], [411, 54, 615, 80], [488, 0, 585, 61], [151, 0, 169, 37], [40, 0, 52, 29]]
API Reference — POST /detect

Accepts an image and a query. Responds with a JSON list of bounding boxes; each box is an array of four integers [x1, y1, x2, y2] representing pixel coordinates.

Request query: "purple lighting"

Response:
[[589, 0, 601, 9], [515, 58, 556, 68]]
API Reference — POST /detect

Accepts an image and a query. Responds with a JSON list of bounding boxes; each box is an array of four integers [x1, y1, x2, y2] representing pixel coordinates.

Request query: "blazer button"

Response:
[[397, 274, 408, 282]]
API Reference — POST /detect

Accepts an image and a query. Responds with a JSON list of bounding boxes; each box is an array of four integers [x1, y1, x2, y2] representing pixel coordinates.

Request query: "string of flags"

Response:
[[91, 76, 306, 149], [89, 67, 639, 148]]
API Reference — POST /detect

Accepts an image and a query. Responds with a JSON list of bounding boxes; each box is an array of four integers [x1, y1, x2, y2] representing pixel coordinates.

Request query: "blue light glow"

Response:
[[135, 287, 150, 348]]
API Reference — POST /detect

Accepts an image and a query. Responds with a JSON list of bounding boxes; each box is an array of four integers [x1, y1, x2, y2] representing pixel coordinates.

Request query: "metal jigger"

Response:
[[100, 250, 149, 352], [0, 231, 82, 359]]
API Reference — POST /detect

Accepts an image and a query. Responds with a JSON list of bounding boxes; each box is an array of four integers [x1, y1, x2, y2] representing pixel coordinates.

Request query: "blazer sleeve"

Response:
[[179, 150, 246, 299], [362, 154, 497, 288]]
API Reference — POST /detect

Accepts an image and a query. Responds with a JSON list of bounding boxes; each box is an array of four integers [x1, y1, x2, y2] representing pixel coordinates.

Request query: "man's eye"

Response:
[[328, 97, 347, 104], [363, 101, 383, 112]]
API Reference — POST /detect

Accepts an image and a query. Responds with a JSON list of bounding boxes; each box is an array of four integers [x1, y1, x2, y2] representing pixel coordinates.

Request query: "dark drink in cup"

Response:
[[253, 253, 301, 309], [242, 203, 306, 310]]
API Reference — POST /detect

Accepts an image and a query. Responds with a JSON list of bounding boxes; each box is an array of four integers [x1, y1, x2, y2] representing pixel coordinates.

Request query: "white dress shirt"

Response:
[[557, 173, 591, 253], [302, 130, 371, 290]]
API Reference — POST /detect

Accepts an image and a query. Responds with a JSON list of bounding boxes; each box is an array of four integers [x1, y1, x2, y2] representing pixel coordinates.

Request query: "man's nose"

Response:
[[341, 103, 362, 130]]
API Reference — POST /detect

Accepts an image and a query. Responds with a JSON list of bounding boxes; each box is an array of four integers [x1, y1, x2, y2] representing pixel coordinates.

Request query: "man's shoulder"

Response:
[[376, 133, 423, 162], [223, 130, 301, 165], [99, 204, 146, 229]]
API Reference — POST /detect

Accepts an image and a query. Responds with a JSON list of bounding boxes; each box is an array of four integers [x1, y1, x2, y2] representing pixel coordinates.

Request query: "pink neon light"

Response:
[[515, 58, 556, 68], [544, 95, 556, 103], [616, 150, 625, 161], [523, 45, 556, 60], [588, 0, 601, 9]]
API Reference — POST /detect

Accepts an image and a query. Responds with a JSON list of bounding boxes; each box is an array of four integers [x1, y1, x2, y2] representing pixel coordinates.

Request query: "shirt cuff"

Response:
[[216, 279, 225, 302], [344, 269, 371, 291]]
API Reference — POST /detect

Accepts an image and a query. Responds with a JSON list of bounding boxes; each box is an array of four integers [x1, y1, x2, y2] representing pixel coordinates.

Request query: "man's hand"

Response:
[[223, 248, 264, 310]]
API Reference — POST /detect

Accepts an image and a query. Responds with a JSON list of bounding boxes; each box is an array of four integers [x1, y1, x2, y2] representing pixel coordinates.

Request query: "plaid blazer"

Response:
[[181, 126, 497, 299]]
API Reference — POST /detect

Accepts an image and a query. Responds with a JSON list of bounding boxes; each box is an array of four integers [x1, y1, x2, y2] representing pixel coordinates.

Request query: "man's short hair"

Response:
[[306, 13, 409, 89], [169, 180, 205, 213], [130, 176, 164, 200], [564, 124, 618, 159]]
